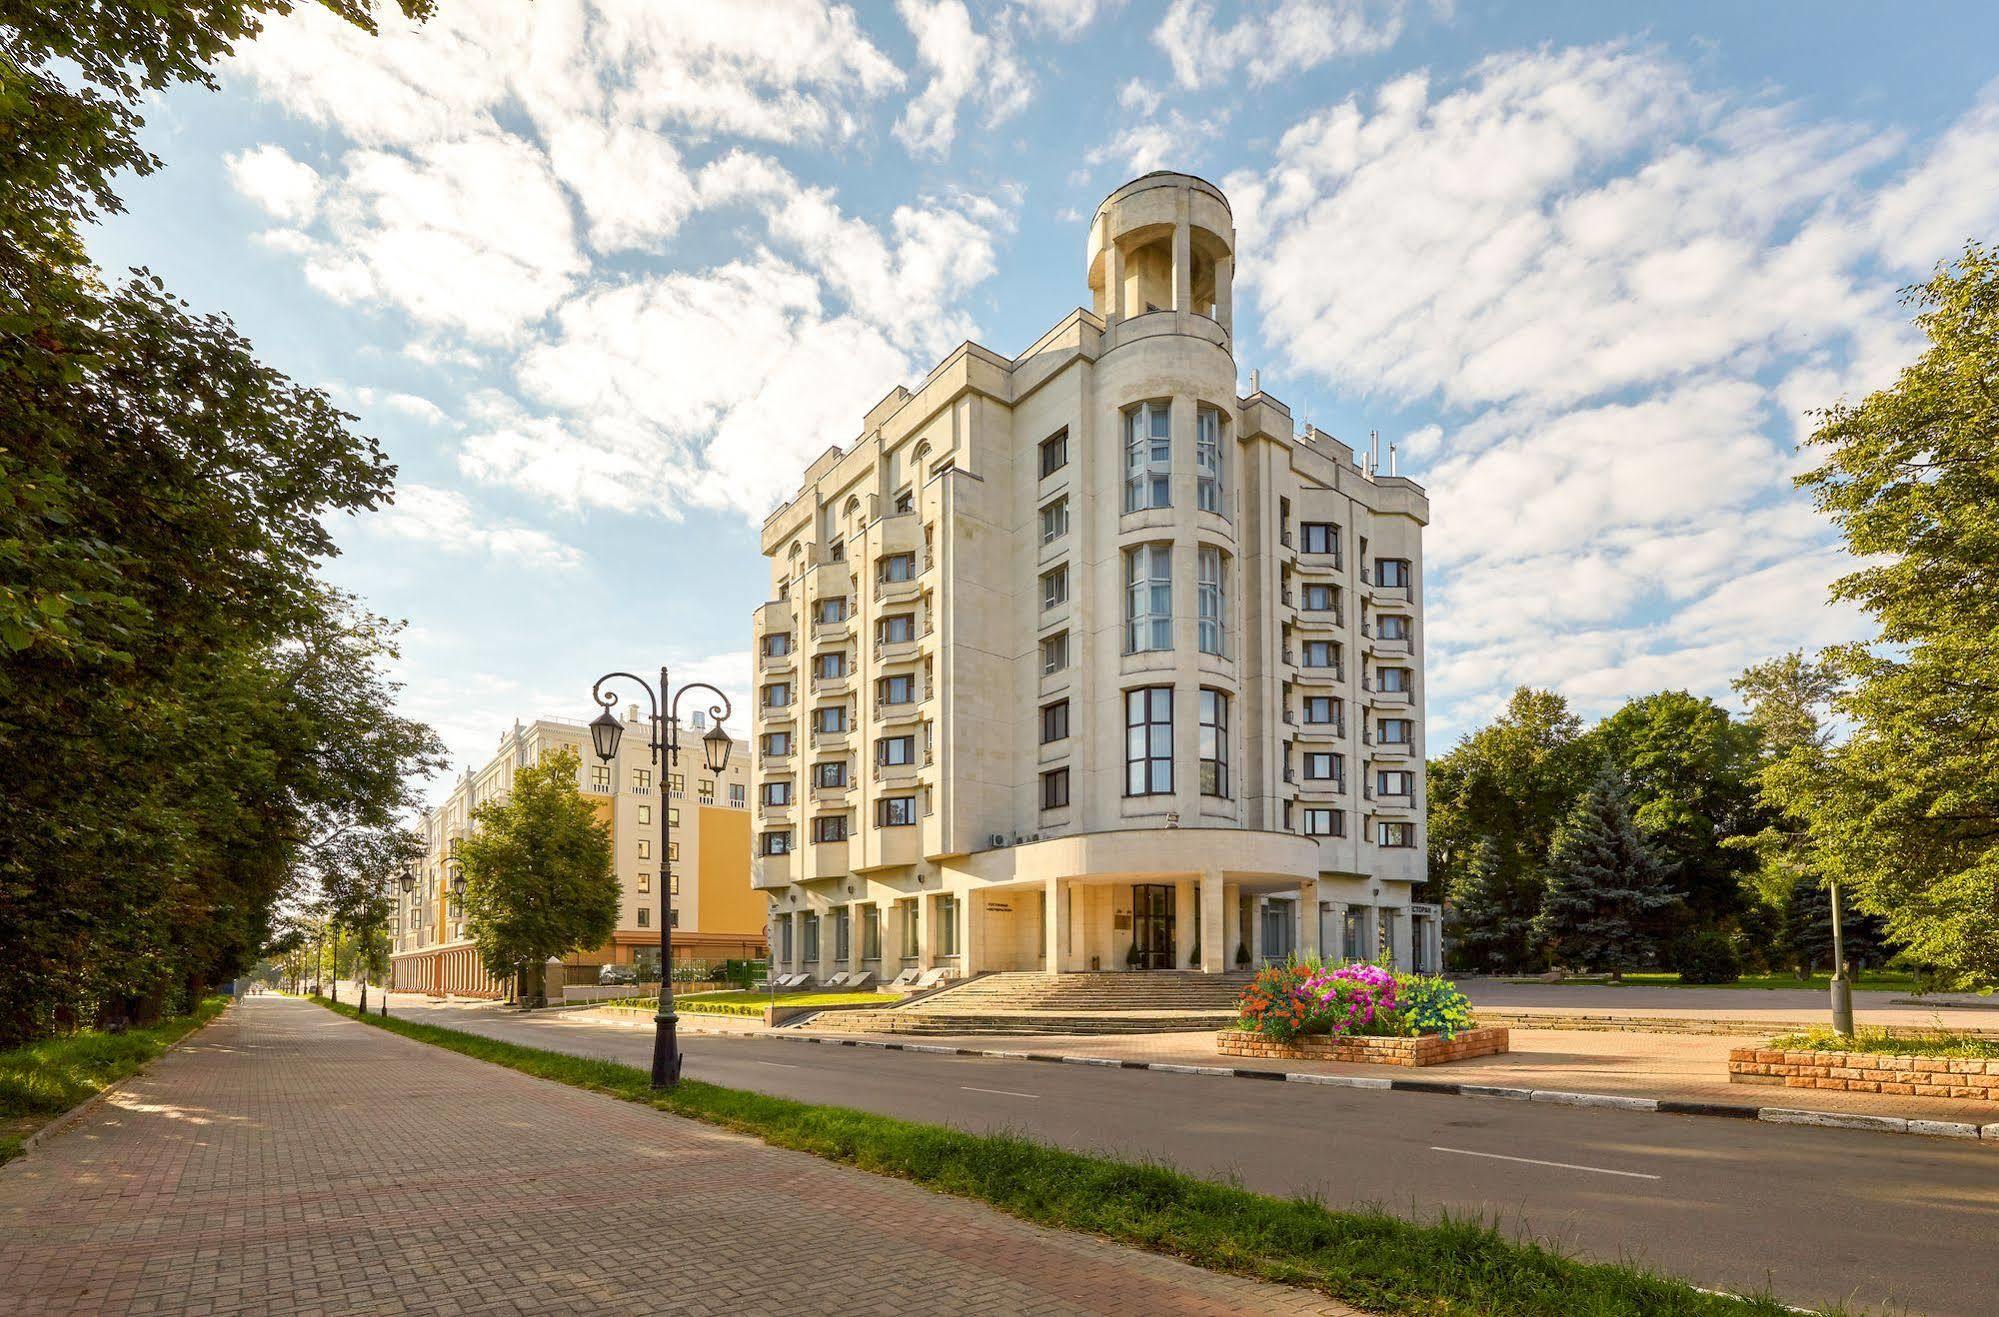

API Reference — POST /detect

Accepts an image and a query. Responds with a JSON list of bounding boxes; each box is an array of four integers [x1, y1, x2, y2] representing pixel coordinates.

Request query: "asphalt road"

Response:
[[388, 1000, 1998, 1316]]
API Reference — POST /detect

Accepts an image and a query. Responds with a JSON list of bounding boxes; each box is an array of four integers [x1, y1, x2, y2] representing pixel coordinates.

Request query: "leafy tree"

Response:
[[1589, 691, 1763, 928], [1428, 688, 1593, 970], [1766, 246, 1999, 987], [1445, 840, 1536, 973], [459, 749, 617, 1008], [0, 2, 436, 1044], [1728, 652, 1842, 907], [1532, 774, 1679, 980]]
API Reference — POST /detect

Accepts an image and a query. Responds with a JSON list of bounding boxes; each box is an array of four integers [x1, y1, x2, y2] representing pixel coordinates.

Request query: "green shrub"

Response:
[[1765, 1025, 1999, 1059], [1674, 931, 1742, 985]]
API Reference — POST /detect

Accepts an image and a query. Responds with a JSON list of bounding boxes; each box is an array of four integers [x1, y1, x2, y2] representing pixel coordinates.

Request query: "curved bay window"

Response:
[[1199, 688, 1229, 798], [1197, 546, 1227, 656], [1195, 406, 1226, 513], [1124, 543, 1173, 653], [1125, 686, 1173, 796], [1123, 401, 1171, 512]]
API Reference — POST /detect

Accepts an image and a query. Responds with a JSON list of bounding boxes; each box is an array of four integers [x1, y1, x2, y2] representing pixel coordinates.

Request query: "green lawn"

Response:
[[1519, 970, 1926, 992], [0, 996, 229, 1164], [312, 997, 1810, 1316], [1766, 1025, 1999, 1059]]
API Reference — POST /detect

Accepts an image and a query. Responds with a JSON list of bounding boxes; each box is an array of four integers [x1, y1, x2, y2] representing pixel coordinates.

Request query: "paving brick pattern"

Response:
[[0, 998, 1349, 1316]]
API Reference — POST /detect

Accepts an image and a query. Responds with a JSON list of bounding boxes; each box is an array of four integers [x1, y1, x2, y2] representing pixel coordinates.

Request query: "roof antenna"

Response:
[[1249, 368, 1260, 395], [1368, 429, 1380, 478], [1388, 441, 1398, 478]]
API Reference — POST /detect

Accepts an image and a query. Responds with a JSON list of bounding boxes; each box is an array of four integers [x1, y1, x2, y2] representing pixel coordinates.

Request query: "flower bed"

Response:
[[1219, 1026, 1510, 1066], [1226, 959, 1488, 1066]]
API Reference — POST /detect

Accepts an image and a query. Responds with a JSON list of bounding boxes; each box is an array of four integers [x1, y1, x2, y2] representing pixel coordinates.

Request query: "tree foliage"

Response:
[[0, 2, 438, 1044], [459, 749, 617, 999], [1764, 246, 1999, 987], [1532, 774, 1679, 979]]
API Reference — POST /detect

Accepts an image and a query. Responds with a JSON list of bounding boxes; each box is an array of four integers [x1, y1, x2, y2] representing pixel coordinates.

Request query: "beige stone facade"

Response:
[[390, 712, 759, 997], [750, 171, 1438, 985]]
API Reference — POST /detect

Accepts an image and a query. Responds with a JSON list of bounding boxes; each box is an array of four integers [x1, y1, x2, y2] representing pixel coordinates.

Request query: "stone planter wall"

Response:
[[1729, 1047, 1999, 1099], [1217, 1026, 1509, 1067]]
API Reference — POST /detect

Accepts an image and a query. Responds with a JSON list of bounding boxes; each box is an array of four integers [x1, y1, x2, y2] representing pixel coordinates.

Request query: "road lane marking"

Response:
[[1429, 1146, 1660, 1180], [961, 1085, 1040, 1099], [753, 1060, 799, 1069]]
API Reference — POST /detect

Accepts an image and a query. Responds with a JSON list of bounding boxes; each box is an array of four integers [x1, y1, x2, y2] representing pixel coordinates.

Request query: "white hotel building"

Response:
[[750, 171, 1437, 984]]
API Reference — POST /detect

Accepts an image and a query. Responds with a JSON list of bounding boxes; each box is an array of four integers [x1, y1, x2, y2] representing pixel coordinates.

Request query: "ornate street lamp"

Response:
[[587, 666, 733, 1089]]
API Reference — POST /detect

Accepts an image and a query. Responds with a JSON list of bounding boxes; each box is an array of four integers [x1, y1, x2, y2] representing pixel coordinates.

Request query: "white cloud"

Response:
[[225, 144, 322, 221], [369, 483, 587, 572], [1011, 0, 1121, 39], [1154, 0, 1408, 91], [893, 0, 1034, 158], [1867, 78, 1999, 269]]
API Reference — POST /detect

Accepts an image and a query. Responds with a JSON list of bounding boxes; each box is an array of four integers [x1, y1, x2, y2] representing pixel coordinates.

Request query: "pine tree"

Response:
[[1533, 774, 1679, 980], [1446, 841, 1537, 973]]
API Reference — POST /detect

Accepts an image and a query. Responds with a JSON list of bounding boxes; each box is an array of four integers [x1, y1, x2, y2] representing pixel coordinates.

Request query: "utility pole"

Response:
[[1828, 880, 1854, 1036]]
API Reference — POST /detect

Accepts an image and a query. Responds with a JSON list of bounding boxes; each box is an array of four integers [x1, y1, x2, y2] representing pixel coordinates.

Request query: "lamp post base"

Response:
[[651, 1009, 682, 1089], [1830, 975, 1854, 1036]]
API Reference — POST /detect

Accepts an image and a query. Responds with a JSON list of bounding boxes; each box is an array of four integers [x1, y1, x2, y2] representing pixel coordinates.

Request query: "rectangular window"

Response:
[[877, 795, 917, 827], [813, 652, 845, 680], [1303, 695, 1341, 726], [1303, 583, 1338, 613], [1300, 522, 1339, 556], [1197, 546, 1227, 656], [638, 873, 652, 894], [637, 804, 652, 825], [1377, 614, 1410, 640], [667, 841, 679, 862], [938, 895, 960, 957], [1039, 428, 1069, 478], [1378, 821, 1416, 848], [637, 907, 650, 928], [880, 552, 916, 583], [667, 773, 684, 792], [697, 779, 714, 803], [811, 815, 848, 844], [803, 912, 819, 962], [1041, 767, 1070, 810], [1377, 666, 1411, 692], [1379, 717, 1413, 744], [1123, 401, 1171, 512], [813, 705, 848, 733], [1376, 769, 1414, 796], [763, 682, 791, 709], [877, 673, 915, 705], [762, 731, 792, 757], [1041, 631, 1069, 676], [1303, 640, 1338, 670], [877, 734, 915, 766], [636, 839, 651, 859], [1039, 496, 1068, 545], [1040, 699, 1069, 744], [762, 829, 791, 856], [632, 768, 651, 791], [899, 898, 920, 958], [1376, 558, 1411, 589], [879, 613, 915, 644], [1125, 686, 1173, 795], [728, 782, 746, 807], [1302, 808, 1345, 837], [813, 761, 847, 788], [1199, 688, 1229, 797], [763, 632, 791, 657], [667, 807, 680, 825], [834, 908, 851, 962], [1040, 563, 1068, 611], [1303, 752, 1343, 783], [1124, 543, 1173, 652], [863, 905, 881, 960], [815, 597, 848, 624], [590, 764, 611, 788], [1195, 405, 1225, 513], [761, 780, 792, 807]]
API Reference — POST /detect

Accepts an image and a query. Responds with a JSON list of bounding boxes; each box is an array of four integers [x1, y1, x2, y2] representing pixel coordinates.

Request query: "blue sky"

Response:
[[94, 0, 1999, 793]]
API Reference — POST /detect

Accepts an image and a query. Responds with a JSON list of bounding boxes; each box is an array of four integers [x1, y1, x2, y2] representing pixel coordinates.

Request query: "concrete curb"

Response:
[[16, 1002, 234, 1160], [777, 1030, 1999, 1145]]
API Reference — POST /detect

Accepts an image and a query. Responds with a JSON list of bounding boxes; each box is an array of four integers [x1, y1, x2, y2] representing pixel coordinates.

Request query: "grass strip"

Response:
[[1766, 1024, 1999, 1059], [0, 996, 230, 1164], [314, 997, 1810, 1316]]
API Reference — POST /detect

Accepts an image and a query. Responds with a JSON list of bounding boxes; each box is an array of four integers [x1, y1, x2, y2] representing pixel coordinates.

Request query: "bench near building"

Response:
[[750, 171, 1439, 989], [390, 712, 763, 998]]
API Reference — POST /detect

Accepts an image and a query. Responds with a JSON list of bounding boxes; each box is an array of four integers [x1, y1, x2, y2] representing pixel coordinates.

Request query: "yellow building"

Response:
[[390, 711, 760, 998]]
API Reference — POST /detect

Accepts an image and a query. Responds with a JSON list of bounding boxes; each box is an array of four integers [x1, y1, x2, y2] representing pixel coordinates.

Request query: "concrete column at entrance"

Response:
[[1044, 878, 1065, 973], [1364, 907, 1382, 963], [1174, 878, 1196, 969], [1199, 871, 1224, 973], [1390, 909, 1412, 971], [1325, 902, 1349, 961], [1297, 881, 1321, 959], [1221, 883, 1241, 970], [1248, 896, 1264, 964], [962, 891, 983, 975], [916, 894, 935, 971], [848, 905, 863, 978]]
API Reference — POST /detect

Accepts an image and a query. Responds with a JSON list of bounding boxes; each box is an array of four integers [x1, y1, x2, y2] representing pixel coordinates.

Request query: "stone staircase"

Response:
[[796, 971, 1256, 1036]]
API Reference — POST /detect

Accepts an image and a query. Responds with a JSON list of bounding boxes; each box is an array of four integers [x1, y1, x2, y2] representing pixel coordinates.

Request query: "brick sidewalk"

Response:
[[0, 997, 1347, 1316]]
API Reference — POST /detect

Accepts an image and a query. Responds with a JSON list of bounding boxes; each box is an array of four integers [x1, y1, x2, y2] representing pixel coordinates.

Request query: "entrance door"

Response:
[[1132, 884, 1176, 970]]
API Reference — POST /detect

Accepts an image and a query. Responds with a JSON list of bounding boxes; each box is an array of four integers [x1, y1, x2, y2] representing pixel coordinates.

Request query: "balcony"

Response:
[[875, 574, 921, 607]]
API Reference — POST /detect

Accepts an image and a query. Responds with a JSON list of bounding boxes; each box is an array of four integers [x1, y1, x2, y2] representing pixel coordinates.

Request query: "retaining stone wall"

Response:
[[1217, 1026, 1509, 1067]]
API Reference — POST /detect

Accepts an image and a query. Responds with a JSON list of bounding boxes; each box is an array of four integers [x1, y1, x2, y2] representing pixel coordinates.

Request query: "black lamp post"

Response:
[[587, 666, 734, 1089]]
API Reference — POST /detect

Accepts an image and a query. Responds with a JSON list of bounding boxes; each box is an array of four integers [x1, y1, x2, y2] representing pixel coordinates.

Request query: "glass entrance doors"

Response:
[[1132, 884, 1176, 970]]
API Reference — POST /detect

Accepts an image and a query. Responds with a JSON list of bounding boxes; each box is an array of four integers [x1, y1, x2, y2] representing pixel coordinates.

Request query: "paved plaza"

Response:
[[0, 997, 1347, 1316]]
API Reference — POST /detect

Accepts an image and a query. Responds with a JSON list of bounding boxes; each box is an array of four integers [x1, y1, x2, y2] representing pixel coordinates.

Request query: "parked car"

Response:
[[597, 963, 638, 986]]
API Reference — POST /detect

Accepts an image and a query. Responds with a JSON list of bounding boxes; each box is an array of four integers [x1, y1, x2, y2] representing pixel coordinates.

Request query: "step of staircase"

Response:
[[802, 1008, 1237, 1037], [789, 971, 1253, 1037]]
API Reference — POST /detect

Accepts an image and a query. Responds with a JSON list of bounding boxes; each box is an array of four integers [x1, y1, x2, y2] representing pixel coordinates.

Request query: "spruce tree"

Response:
[[1533, 774, 1678, 980], [1780, 875, 1888, 976], [1446, 840, 1537, 972]]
